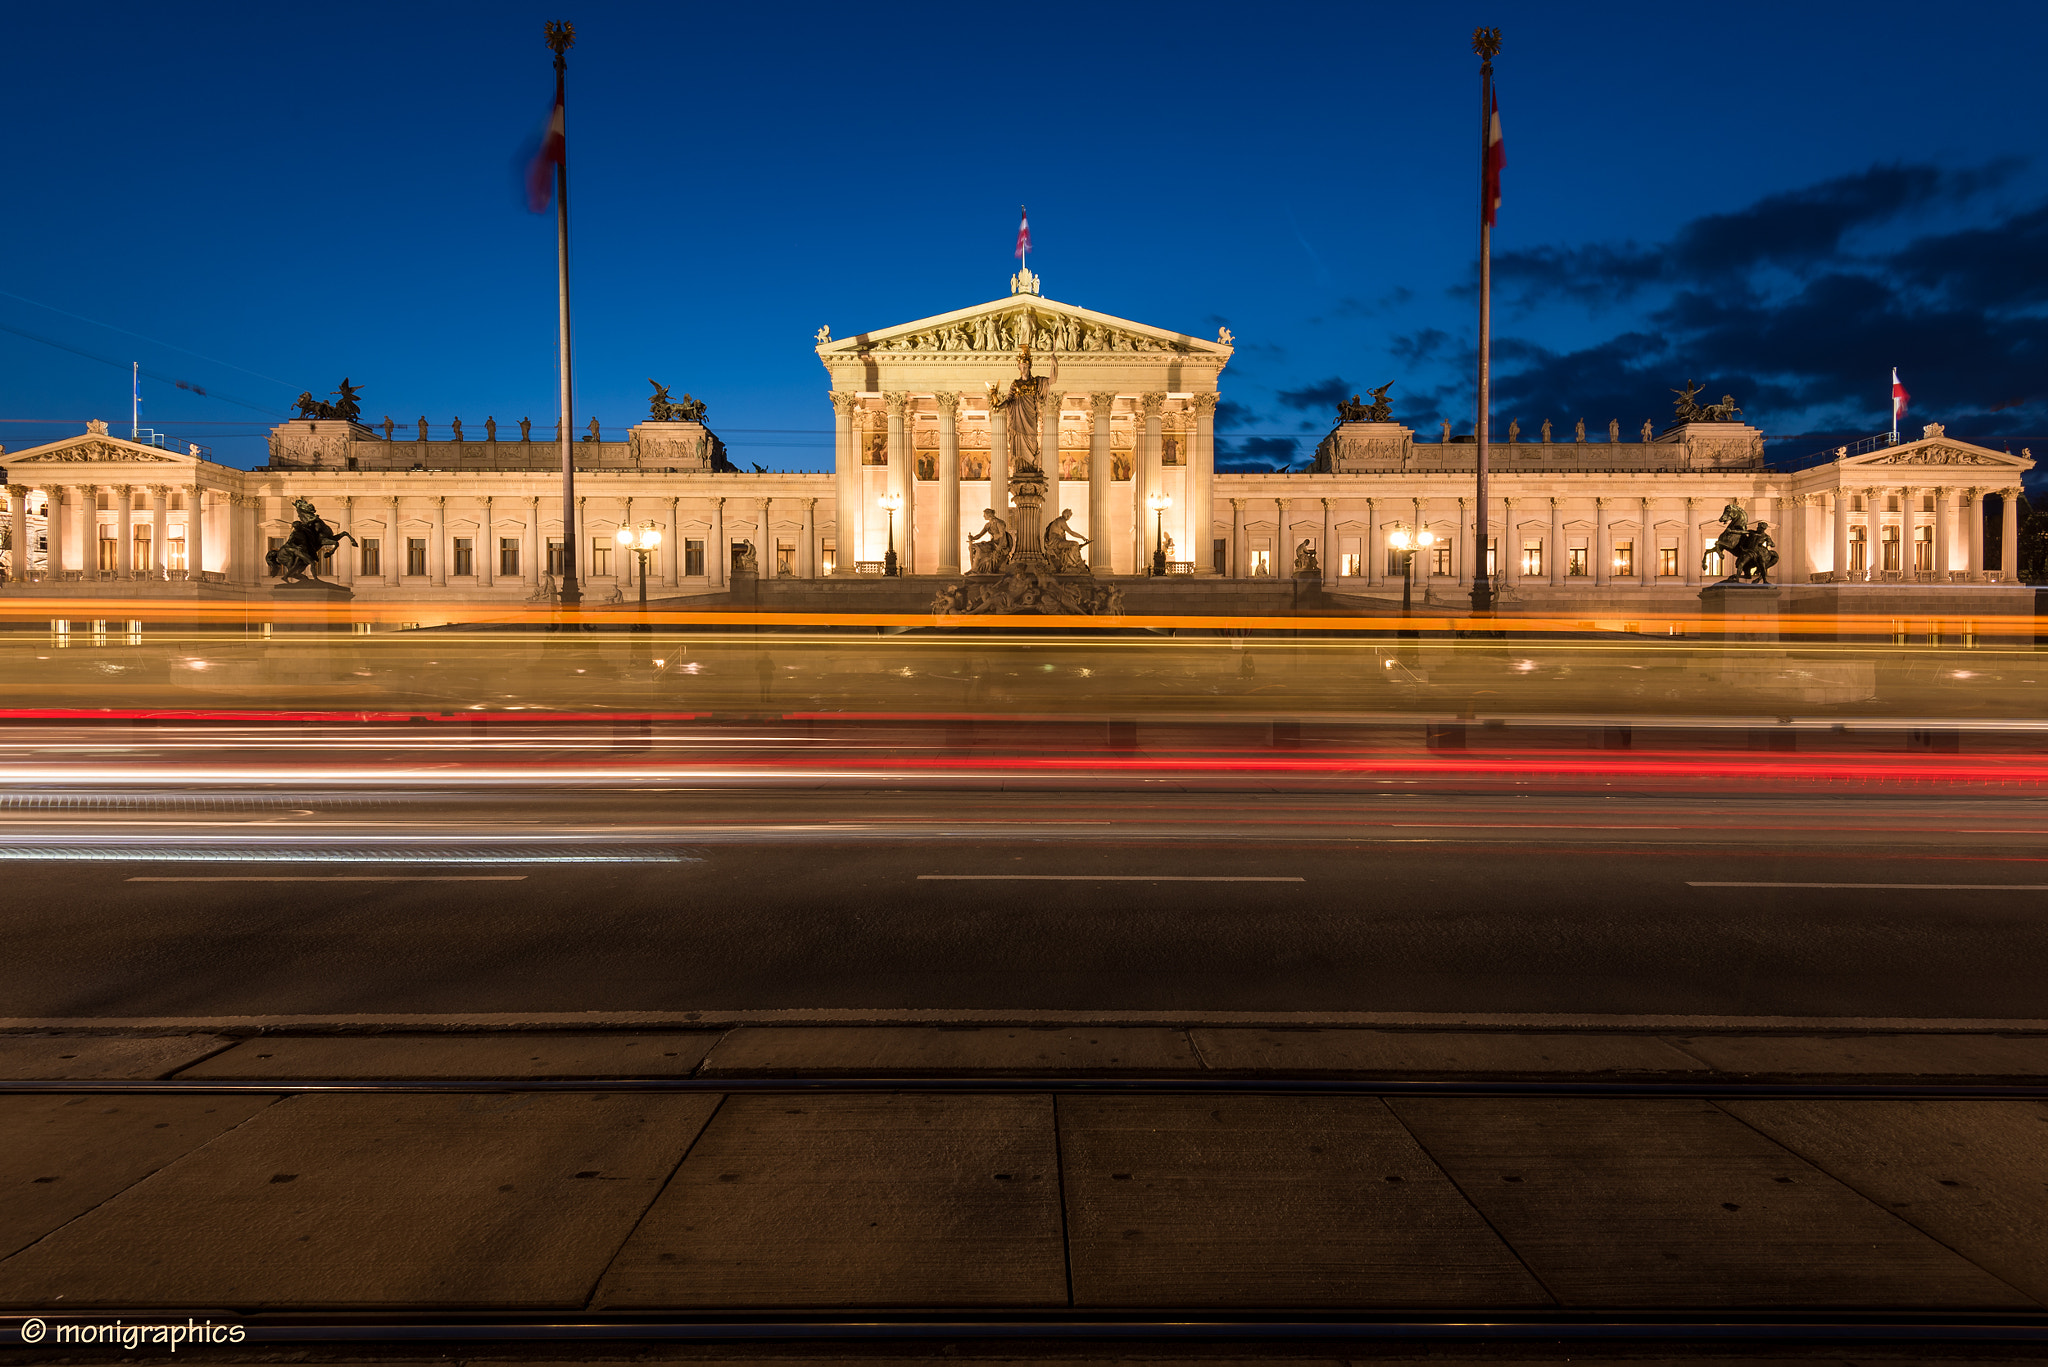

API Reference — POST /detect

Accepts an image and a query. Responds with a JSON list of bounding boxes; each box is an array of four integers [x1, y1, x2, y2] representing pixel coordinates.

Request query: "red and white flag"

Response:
[[1482, 85, 1505, 227], [525, 93, 565, 213], [1014, 205, 1031, 260], [1891, 367, 1910, 428]]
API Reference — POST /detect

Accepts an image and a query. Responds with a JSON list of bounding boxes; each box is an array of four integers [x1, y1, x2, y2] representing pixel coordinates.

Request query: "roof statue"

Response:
[[1337, 384, 1393, 423], [648, 381, 707, 423], [293, 379, 364, 422], [1672, 380, 1742, 424]]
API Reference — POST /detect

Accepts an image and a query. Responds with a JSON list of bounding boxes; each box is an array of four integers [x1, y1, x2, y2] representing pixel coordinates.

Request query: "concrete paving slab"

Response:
[[1725, 1098, 2048, 1305], [696, 1026, 1200, 1075], [1670, 1033, 2048, 1076], [1191, 1029, 1704, 1074], [0, 1093, 277, 1261], [1060, 1094, 1550, 1308], [595, 1093, 1066, 1307], [1387, 1097, 2031, 1308], [0, 1034, 232, 1079], [178, 1031, 721, 1079], [0, 1091, 719, 1308]]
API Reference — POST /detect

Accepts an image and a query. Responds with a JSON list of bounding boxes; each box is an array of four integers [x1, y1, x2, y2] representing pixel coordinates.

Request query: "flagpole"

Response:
[[547, 20, 580, 610], [1470, 27, 1501, 614], [131, 362, 139, 440]]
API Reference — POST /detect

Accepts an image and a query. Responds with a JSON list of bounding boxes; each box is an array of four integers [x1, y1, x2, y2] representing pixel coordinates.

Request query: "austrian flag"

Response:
[[1892, 368, 1911, 426], [1015, 206, 1031, 260], [525, 94, 566, 213], [1482, 86, 1505, 227]]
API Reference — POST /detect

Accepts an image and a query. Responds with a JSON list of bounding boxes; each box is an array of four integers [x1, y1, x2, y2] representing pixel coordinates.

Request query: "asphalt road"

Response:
[[8, 783, 2048, 1022]]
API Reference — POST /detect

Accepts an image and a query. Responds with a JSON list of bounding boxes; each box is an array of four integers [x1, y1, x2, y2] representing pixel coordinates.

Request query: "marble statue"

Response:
[[1541, 419, 1552, 442], [520, 417, 532, 441], [1508, 421, 1519, 444], [417, 416, 429, 442], [1609, 419, 1620, 442], [1043, 508, 1091, 573], [486, 417, 497, 441], [967, 508, 1014, 575], [451, 417, 464, 441], [1575, 418, 1586, 443]]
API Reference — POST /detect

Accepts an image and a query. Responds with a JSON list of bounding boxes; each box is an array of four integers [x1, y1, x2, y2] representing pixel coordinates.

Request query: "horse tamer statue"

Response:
[[1704, 500, 1778, 584], [266, 496, 357, 583]]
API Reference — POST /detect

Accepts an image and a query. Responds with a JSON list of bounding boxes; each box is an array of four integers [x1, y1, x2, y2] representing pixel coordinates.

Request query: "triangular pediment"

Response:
[[817, 295, 1232, 359], [1840, 432, 2027, 469], [3, 431, 203, 467]]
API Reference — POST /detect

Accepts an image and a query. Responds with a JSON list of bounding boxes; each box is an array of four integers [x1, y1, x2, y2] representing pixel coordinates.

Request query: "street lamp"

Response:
[[878, 492, 902, 577], [1387, 525, 1436, 614], [1147, 491, 1172, 576], [614, 521, 662, 620]]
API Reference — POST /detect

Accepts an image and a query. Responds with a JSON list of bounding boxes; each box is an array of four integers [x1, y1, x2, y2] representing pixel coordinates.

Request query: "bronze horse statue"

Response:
[[266, 497, 357, 583]]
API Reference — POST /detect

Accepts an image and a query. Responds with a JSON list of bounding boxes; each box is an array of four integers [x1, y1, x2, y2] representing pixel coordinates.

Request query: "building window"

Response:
[[1914, 526, 1933, 573], [1250, 548, 1272, 577], [1849, 494, 1863, 513], [1484, 538, 1497, 576], [1613, 540, 1634, 577], [1848, 527, 1867, 575], [1568, 544, 1588, 577], [499, 538, 520, 576], [1881, 526, 1900, 572], [170, 492, 186, 511], [1341, 552, 1362, 577], [453, 538, 473, 577], [590, 539, 612, 577], [98, 537, 118, 573], [134, 531, 152, 572], [776, 541, 796, 576], [96, 491, 110, 511], [684, 539, 705, 576], [1886, 494, 1901, 513], [1703, 541, 1726, 577], [547, 538, 565, 575], [1921, 494, 1935, 513], [406, 538, 427, 576], [1522, 541, 1543, 577], [820, 540, 835, 576], [1431, 544, 1452, 576], [1658, 545, 1678, 577], [360, 538, 380, 577]]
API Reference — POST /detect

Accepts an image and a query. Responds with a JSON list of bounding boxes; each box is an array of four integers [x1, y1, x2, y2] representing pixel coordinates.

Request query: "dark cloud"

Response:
[[1468, 162, 2048, 445], [1275, 375, 1349, 411], [1389, 327, 1453, 367], [1217, 435, 1302, 471], [1213, 399, 1256, 431]]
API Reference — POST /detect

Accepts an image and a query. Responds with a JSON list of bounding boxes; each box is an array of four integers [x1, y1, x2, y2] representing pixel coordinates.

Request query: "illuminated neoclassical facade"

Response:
[[0, 275, 2034, 608]]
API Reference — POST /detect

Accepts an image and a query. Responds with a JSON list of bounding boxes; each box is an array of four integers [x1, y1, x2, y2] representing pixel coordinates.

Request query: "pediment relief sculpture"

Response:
[[836, 306, 1206, 357], [1862, 444, 2008, 466], [11, 441, 177, 463]]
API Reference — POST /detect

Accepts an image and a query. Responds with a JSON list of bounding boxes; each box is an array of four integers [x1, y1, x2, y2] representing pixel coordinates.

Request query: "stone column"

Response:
[[1832, 488, 1850, 581], [802, 498, 818, 578], [1637, 497, 1654, 586], [830, 392, 858, 575], [758, 497, 774, 576], [7, 486, 28, 582], [1229, 498, 1244, 578], [335, 495, 354, 585], [525, 497, 540, 585], [1456, 498, 1472, 587], [989, 403, 1010, 545], [1273, 497, 1290, 580], [385, 496, 402, 587], [662, 496, 679, 586], [1934, 486, 1953, 579], [1191, 394, 1218, 575], [936, 392, 961, 575], [1140, 394, 1165, 567], [1500, 497, 1518, 590], [429, 496, 447, 587], [1321, 497, 1338, 587], [1773, 494, 1797, 582], [1683, 498, 1700, 586], [75, 483, 96, 577], [1364, 498, 1381, 586], [884, 393, 909, 574], [1087, 393, 1114, 574], [1547, 497, 1562, 587], [1415, 497, 1432, 588], [475, 497, 493, 586], [710, 497, 726, 587], [1041, 388, 1063, 543], [1895, 485, 1915, 579], [1964, 488, 1984, 581], [113, 486, 134, 579], [183, 488, 201, 580], [1593, 497, 1610, 587], [2001, 488, 2021, 580]]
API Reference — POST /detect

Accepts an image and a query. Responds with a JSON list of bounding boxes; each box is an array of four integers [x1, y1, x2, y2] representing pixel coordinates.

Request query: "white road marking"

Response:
[[125, 876, 529, 883], [1689, 881, 2048, 890], [919, 874, 1304, 882]]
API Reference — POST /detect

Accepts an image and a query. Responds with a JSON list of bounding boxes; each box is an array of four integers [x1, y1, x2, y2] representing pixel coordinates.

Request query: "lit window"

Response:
[[1521, 541, 1543, 577], [590, 539, 612, 577], [684, 539, 705, 577]]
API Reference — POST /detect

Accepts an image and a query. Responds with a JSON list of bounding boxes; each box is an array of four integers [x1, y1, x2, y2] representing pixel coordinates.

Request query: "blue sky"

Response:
[[4, 1, 2044, 471]]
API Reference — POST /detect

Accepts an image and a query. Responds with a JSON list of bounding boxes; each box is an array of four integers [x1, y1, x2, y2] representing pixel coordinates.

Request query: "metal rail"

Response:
[[4, 1075, 2046, 1098], [7, 1309, 2048, 1345]]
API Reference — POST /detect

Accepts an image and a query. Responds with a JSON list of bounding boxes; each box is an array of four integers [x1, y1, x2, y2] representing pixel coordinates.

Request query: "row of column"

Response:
[[830, 390, 1219, 575], [1825, 485, 2021, 582], [5, 483, 216, 583]]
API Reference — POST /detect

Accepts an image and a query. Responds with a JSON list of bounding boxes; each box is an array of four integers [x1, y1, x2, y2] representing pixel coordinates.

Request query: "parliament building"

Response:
[[1, 269, 2034, 614]]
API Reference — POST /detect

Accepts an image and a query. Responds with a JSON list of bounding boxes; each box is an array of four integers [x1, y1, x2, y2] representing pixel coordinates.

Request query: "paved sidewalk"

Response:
[[2, 1027, 2046, 1314]]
